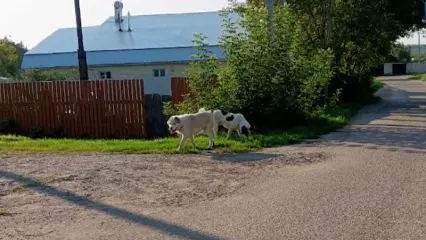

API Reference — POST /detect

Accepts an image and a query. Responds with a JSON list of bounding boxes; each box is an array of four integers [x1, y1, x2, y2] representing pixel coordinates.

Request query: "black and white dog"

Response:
[[199, 108, 251, 139]]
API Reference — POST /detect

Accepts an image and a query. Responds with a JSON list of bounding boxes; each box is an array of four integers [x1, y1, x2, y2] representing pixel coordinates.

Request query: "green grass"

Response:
[[11, 175, 58, 193], [0, 106, 357, 154], [372, 78, 385, 90], [0, 209, 10, 216], [408, 74, 426, 81]]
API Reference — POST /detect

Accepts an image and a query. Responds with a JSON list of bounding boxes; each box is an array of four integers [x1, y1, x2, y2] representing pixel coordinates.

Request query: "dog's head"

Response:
[[241, 125, 251, 138], [240, 117, 252, 138], [167, 116, 183, 134]]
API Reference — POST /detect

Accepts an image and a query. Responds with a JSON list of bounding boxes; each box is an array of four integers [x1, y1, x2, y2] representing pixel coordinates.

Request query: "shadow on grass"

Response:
[[0, 171, 223, 240]]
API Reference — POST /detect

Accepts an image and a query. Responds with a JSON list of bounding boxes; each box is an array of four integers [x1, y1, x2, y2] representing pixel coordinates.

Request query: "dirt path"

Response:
[[1, 76, 426, 240]]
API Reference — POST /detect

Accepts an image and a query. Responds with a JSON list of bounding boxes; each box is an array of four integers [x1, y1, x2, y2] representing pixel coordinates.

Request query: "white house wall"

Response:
[[406, 62, 426, 74], [87, 64, 188, 80], [54, 63, 189, 95], [383, 63, 393, 75], [143, 76, 172, 95]]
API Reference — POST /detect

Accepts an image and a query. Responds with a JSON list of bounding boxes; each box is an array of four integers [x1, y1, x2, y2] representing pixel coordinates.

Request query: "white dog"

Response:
[[167, 110, 215, 151], [199, 108, 251, 139]]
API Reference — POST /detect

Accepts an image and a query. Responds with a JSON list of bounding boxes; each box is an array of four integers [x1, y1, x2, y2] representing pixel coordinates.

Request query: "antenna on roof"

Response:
[[127, 11, 132, 32], [114, 0, 124, 32]]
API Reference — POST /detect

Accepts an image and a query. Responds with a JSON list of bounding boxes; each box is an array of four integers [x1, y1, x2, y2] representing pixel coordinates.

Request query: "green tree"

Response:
[[278, 0, 423, 101], [0, 37, 27, 77], [15, 69, 79, 82], [390, 43, 412, 62]]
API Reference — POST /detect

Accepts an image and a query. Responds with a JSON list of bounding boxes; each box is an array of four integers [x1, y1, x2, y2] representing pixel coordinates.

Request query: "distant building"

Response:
[[21, 3, 226, 95], [407, 44, 426, 57]]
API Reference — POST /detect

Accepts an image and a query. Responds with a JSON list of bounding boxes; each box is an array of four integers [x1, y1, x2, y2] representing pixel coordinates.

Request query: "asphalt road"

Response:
[[143, 76, 426, 239]]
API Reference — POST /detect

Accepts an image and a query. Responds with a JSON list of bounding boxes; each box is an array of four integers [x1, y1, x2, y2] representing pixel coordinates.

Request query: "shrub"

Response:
[[0, 119, 19, 135], [170, 4, 334, 131], [29, 126, 44, 139], [13, 69, 78, 82]]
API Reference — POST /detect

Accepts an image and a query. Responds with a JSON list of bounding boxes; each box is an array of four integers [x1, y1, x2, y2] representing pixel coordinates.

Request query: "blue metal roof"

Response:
[[22, 11, 230, 69]]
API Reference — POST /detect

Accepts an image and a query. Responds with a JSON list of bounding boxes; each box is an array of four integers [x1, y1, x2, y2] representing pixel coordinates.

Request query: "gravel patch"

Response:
[[0, 152, 327, 239]]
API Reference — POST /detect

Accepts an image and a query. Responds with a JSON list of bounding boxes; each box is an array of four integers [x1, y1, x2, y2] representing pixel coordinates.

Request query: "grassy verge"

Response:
[[0, 80, 383, 154], [372, 78, 385, 90], [0, 106, 357, 154], [408, 74, 426, 81]]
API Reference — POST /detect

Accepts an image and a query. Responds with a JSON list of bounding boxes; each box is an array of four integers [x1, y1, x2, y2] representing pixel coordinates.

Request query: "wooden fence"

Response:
[[0, 80, 147, 138], [171, 77, 190, 105]]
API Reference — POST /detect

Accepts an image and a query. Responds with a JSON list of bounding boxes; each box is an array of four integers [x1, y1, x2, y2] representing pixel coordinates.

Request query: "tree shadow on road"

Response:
[[304, 82, 426, 153]]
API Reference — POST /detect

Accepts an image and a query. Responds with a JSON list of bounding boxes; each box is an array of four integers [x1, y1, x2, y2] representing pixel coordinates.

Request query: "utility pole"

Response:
[[418, 31, 421, 63], [74, 0, 89, 80]]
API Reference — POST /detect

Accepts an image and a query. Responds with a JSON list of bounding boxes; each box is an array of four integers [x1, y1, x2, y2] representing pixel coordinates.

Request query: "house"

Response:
[[21, 3, 226, 95]]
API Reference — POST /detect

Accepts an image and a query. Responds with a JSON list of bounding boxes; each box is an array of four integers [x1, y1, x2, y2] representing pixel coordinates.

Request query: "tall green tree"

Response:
[[0, 37, 27, 77], [280, 0, 425, 101]]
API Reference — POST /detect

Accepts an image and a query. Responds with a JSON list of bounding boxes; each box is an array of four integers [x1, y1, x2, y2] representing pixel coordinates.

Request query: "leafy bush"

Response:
[[13, 69, 78, 82], [170, 4, 334, 131], [0, 119, 19, 135], [29, 126, 44, 139]]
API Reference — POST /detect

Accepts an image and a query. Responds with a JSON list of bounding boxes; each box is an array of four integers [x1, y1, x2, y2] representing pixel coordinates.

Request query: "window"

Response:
[[153, 68, 166, 77], [99, 71, 112, 79]]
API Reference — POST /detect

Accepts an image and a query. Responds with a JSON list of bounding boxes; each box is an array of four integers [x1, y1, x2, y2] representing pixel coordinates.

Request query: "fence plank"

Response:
[[113, 80, 122, 138], [129, 80, 137, 137], [45, 82, 53, 131], [95, 80, 102, 138], [106, 80, 113, 137], [171, 77, 190, 105], [0, 84, 4, 119]]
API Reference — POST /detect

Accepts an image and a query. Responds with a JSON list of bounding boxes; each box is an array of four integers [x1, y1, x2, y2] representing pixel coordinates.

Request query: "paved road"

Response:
[[143, 76, 426, 239]]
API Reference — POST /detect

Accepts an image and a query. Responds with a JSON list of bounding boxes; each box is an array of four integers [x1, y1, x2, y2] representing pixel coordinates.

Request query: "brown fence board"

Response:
[[171, 77, 190, 105], [0, 84, 4, 119], [0, 79, 146, 138]]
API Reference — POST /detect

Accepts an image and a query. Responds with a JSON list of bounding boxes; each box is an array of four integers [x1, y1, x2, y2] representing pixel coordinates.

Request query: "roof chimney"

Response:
[[127, 11, 132, 32], [114, 1, 124, 32]]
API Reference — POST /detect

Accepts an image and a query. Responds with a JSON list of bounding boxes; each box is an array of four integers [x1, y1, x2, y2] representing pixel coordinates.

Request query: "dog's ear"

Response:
[[174, 117, 181, 123], [220, 110, 228, 116], [225, 115, 234, 121]]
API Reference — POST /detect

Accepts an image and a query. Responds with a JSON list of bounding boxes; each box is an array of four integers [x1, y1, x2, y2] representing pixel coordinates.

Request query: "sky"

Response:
[[0, 0, 420, 49], [0, 0, 230, 49], [397, 31, 426, 46]]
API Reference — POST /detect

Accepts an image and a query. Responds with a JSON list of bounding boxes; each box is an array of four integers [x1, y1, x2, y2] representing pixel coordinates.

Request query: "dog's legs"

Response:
[[207, 132, 215, 150], [177, 135, 188, 151], [226, 128, 232, 139], [189, 135, 196, 149], [208, 136, 214, 150], [213, 121, 219, 138], [237, 128, 242, 138]]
